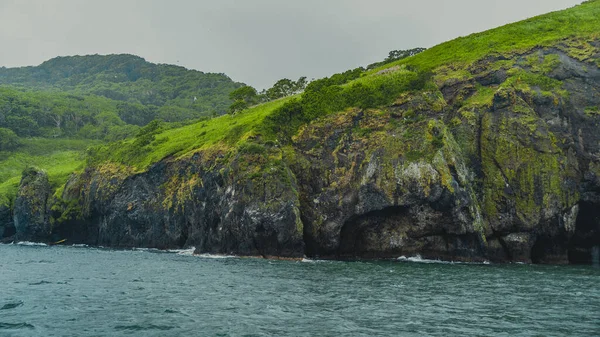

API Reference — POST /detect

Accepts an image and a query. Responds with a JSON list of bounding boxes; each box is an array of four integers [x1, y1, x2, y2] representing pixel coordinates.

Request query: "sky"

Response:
[[0, 0, 584, 89]]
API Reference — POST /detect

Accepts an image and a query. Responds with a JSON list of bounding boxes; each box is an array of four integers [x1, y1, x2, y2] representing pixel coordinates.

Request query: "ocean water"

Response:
[[1, 244, 599, 337]]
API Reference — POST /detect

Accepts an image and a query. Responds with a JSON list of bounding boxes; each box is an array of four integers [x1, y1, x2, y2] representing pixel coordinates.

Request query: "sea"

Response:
[[1, 243, 599, 337]]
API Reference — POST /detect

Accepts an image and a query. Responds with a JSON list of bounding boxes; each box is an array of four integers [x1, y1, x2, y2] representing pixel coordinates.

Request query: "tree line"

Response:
[[228, 48, 426, 114], [228, 77, 309, 114]]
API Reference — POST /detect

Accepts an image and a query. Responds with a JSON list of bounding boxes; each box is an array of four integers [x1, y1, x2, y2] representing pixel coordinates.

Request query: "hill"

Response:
[[2, 1, 600, 264], [0, 54, 244, 215], [0, 54, 242, 117]]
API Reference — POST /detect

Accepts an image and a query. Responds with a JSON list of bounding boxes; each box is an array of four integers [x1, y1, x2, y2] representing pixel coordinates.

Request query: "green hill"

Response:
[[0, 54, 244, 207], [0, 54, 242, 116], [2, 1, 599, 263], [87, 0, 600, 171]]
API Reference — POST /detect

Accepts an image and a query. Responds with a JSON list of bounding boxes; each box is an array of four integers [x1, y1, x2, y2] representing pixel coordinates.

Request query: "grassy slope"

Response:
[[92, 0, 599, 172], [0, 139, 99, 205], [374, 0, 600, 72], [87, 97, 295, 170], [3, 0, 599, 204]]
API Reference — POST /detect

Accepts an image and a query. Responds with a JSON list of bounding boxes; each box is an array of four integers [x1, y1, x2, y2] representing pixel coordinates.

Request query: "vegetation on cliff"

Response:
[[2, 1, 599, 262], [85, 0, 599, 171], [0, 54, 245, 206]]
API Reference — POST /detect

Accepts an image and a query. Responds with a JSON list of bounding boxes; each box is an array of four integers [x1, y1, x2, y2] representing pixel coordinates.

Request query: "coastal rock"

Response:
[[13, 168, 52, 242], [45, 44, 600, 264], [0, 203, 15, 241], [56, 149, 305, 257]]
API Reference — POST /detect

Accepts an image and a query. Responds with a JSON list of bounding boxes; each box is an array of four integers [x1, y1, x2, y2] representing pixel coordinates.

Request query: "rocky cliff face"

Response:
[[0, 203, 14, 242], [288, 45, 600, 263], [4, 42, 600, 264], [52, 149, 305, 257], [13, 168, 52, 242]]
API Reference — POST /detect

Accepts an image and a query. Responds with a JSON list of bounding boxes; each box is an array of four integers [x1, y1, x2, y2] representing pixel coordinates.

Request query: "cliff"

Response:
[[3, 1, 600, 264]]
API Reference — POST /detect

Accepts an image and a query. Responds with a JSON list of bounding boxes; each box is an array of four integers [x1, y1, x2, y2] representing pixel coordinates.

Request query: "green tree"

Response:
[[0, 127, 21, 151], [266, 78, 295, 100], [228, 86, 258, 114], [229, 86, 258, 103], [228, 100, 249, 114]]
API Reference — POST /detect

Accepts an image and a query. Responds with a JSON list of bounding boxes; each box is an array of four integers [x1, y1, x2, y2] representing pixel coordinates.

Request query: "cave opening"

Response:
[[178, 222, 190, 248], [530, 236, 558, 264], [337, 206, 411, 259], [569, 201, 600, 264]]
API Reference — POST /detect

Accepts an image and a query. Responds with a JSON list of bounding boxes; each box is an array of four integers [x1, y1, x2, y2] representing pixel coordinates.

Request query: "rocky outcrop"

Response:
[[13, 168, 52, 242], [53, 149, 305, 257], [0, 203, 15, 242], [10, 42, 600, 264]]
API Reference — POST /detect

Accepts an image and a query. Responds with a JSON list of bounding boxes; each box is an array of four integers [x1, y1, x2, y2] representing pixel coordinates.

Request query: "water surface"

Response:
[[1, 244, 598, 336]]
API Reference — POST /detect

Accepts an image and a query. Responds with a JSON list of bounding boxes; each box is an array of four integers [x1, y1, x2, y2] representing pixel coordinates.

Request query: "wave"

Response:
[[0, 301, 23, 311], [16, 241, 47, 247], [300, 258, 331, 263], [397, 255, 491, 265], [132, 247, 160, 252], [166, 247, 196, 256], [114, 324, 176, 331], [0, 322, 35, 330], [71, 244, 89, 248], [195, 253, 236, 259]]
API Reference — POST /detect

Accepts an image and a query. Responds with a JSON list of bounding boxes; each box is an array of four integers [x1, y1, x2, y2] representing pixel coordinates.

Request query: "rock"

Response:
[[50, 45, 600, 264], [56, 150, 305, 257], [13, 168, 52, 242], [0, 203, 15, 240]]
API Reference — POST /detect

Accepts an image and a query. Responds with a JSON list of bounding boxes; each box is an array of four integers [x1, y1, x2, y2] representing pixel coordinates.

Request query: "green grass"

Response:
[[0, 138, 98, 205], [72, 0, 600, 174], [87, 98, 295, 170], [372, 0, 600, 73]]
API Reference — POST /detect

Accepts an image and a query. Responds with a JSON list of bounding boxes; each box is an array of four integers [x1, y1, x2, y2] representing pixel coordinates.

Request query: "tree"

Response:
[[228, 100, 249, 114], [229, 86, 258, 103], [366, 48, 427, 70], [385, 48, 426, 62], [265, 76, 308, 101], [228, 86, 258, 114], [294, 76, 308, 93], [0, 127, 20, 151]]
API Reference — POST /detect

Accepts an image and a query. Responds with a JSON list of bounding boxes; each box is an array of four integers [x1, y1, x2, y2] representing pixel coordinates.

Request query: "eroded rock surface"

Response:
[[13, 168, 52, 242], [9, 43, 600, 264]]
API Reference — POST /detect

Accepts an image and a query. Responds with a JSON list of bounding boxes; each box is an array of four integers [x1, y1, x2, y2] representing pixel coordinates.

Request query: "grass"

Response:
[[11, 0, 600, 188], [87, 97, 295, 170], [0, 138, 98, 205], [371, 0, 600, 73]]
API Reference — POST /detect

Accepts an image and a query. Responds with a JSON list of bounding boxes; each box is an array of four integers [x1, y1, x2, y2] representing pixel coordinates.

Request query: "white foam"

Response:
[[397, 254, 491, 265], [300, 258, 329, 263], [397, 254, 447, 264], [16, 241, 48, 247], [167, 247, 196, 256], [195, 253, 235, 259], [132, 247, 159, 252], [72, 244, 88, 248]]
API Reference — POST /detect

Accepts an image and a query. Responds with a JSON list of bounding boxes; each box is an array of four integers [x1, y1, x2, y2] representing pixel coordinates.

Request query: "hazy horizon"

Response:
[[0, 0, 584, 89]]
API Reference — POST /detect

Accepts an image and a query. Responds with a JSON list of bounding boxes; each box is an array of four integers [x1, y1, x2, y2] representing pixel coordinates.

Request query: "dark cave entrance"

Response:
[[568, 201, 600, 264], [337, 206, 411, 259], [530, 235, 566, 264]]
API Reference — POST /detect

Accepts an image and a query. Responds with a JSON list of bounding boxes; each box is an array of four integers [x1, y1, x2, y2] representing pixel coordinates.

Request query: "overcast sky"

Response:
[[0, 0, 584, 89]]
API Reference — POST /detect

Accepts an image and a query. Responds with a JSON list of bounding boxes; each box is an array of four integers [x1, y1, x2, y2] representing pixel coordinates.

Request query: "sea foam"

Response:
[[16, 241, 48, 247], [397, 254, 490, 265]]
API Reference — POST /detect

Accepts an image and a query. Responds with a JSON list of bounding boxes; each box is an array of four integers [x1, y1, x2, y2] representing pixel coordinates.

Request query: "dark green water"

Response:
[[1, 243, 599, 337]]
